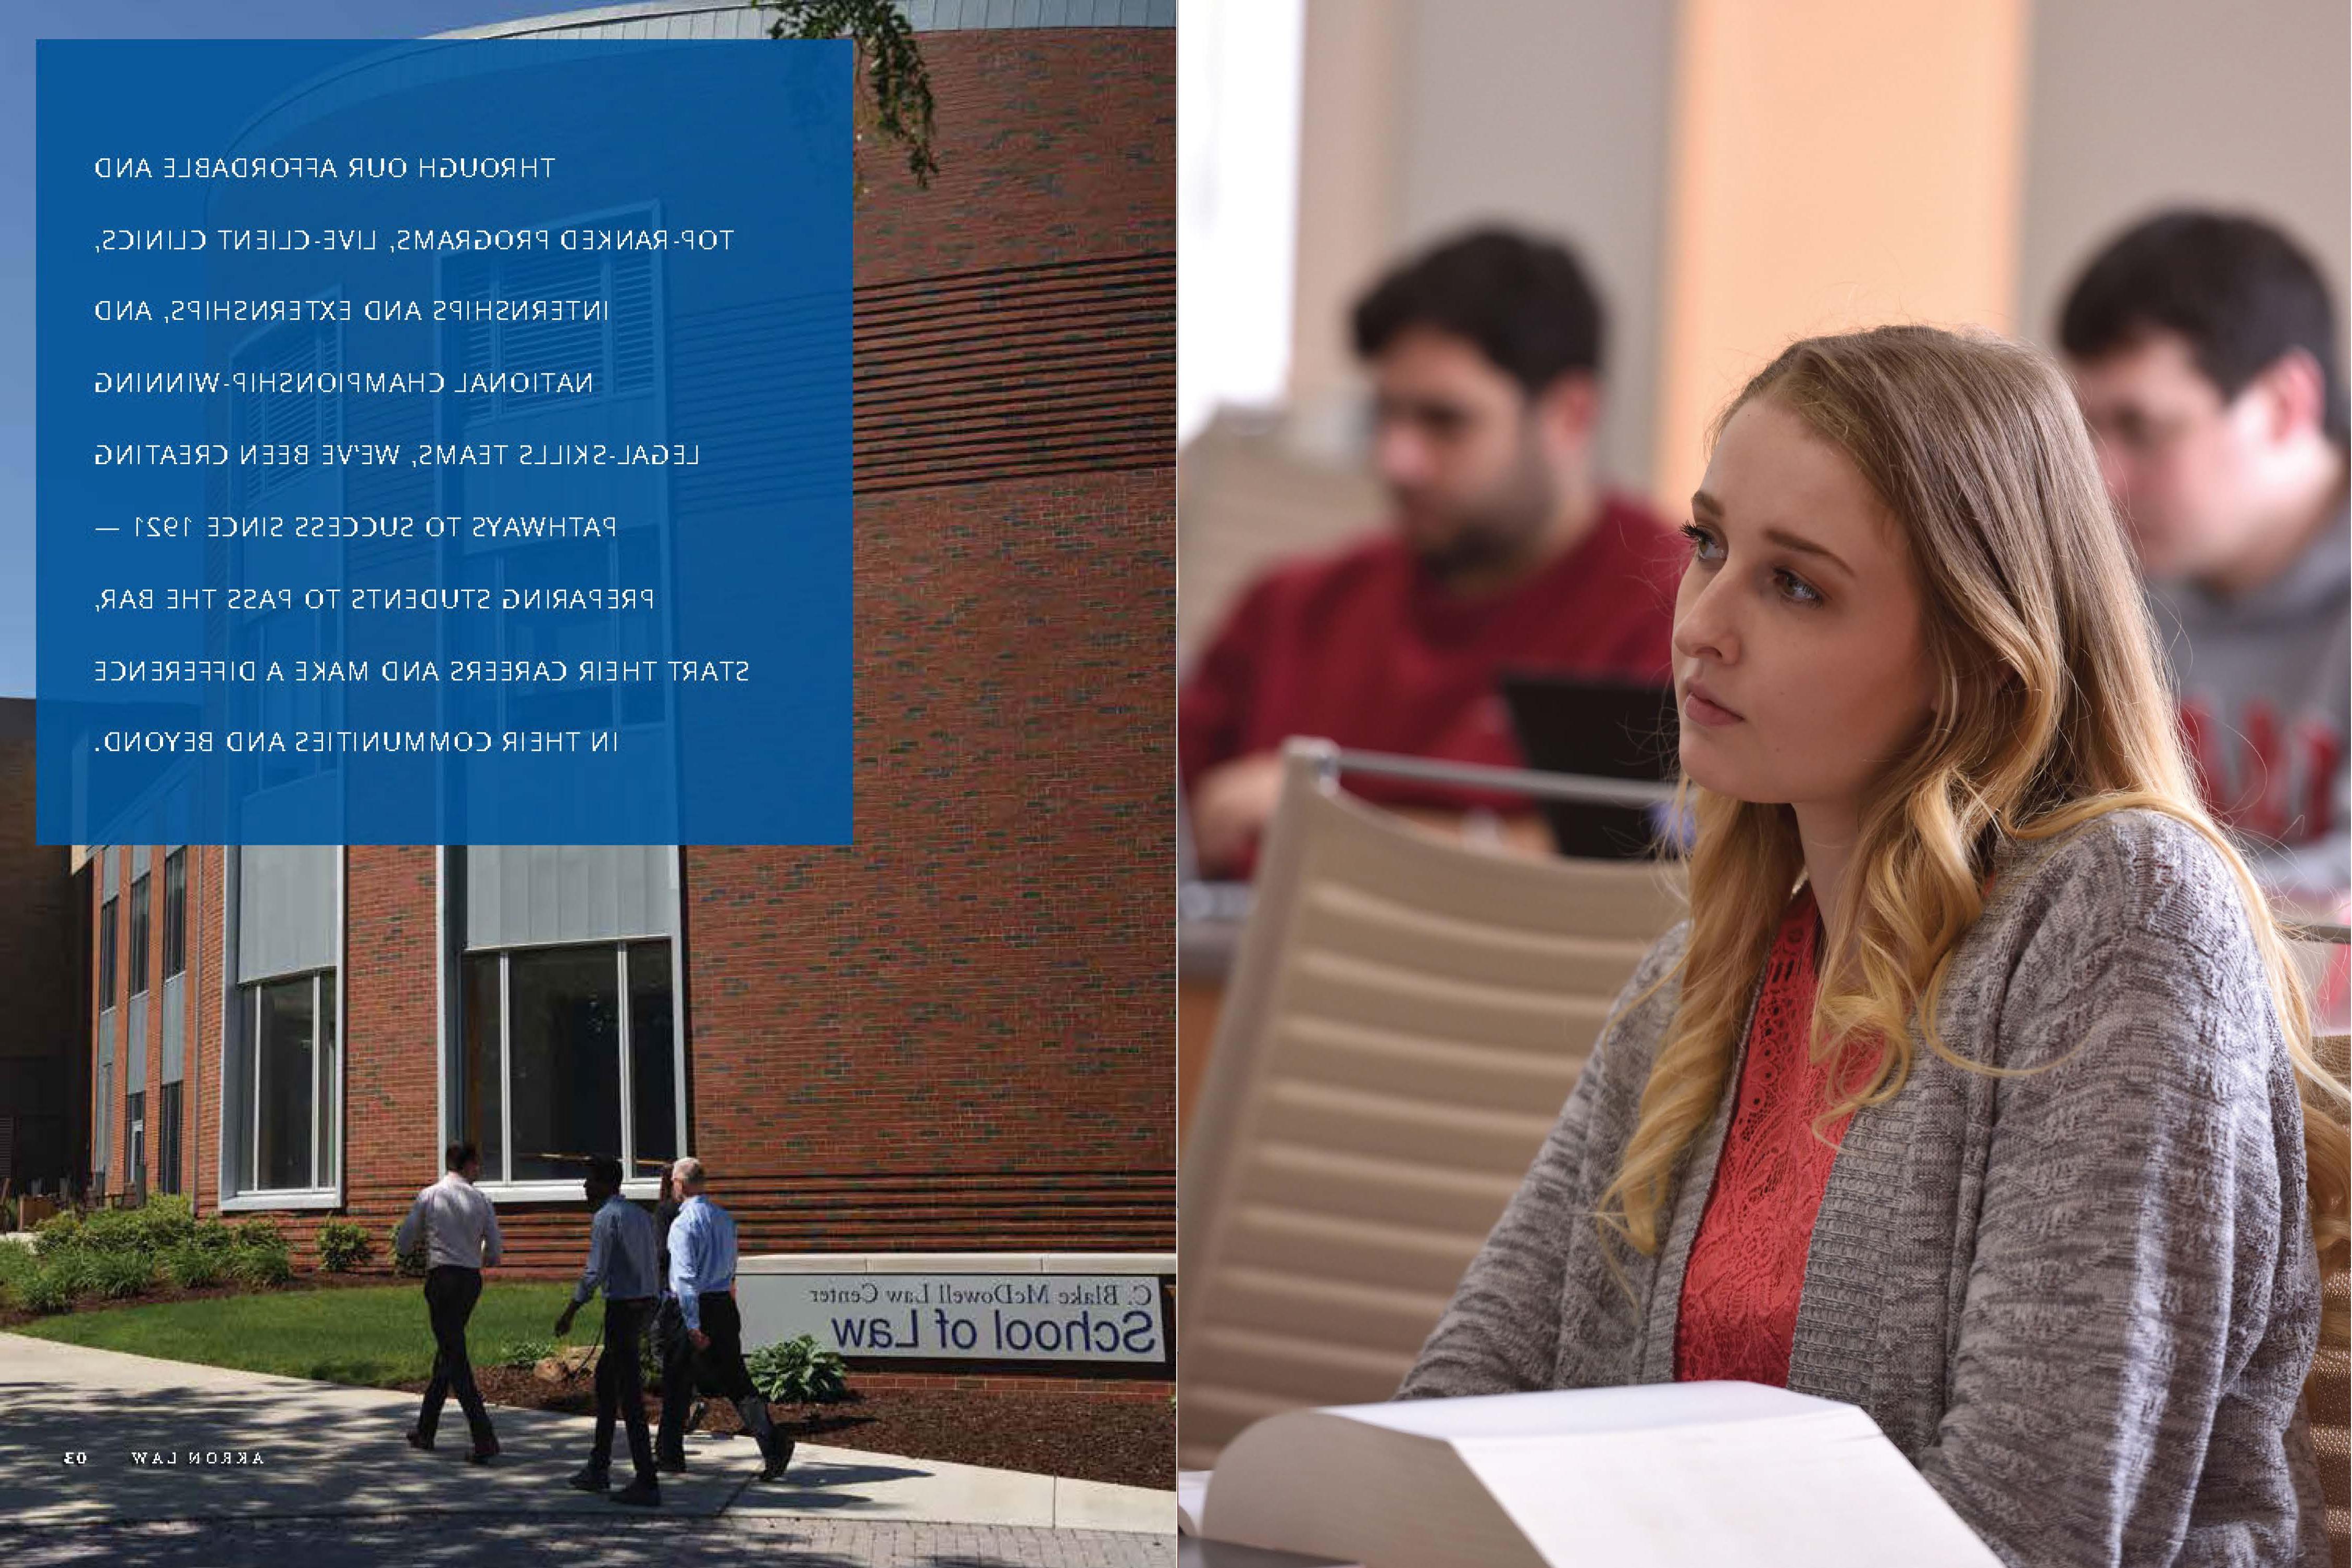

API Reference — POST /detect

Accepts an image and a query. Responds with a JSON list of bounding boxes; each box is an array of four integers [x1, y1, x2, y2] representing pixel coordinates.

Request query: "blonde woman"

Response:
[[1398, 326, 2347, 1566]]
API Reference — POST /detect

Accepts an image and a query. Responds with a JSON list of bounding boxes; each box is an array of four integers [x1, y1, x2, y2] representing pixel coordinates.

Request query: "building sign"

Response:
[[738, 1273, 1167, 1363]]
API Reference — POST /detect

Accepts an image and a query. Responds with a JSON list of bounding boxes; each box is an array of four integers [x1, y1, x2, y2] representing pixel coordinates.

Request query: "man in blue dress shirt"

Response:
[[663, 1156, 793, 1480], [556, 1154, 664, 1505]]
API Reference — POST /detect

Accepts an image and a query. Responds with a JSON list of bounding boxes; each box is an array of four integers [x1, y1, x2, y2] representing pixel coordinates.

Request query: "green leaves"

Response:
[[745, 1332, 852, 1404], [758, 0, 940, 196]]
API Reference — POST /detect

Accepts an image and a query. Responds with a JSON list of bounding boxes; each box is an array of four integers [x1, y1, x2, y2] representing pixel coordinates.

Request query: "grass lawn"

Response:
[[11, 1283, 605, 1387]]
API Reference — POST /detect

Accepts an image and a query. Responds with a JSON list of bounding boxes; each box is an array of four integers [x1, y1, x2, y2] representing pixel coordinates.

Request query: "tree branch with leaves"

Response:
[[756, 0, 939, 197]]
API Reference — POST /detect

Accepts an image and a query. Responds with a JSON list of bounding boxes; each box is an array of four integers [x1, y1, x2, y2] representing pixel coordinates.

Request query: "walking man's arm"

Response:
[[480, 1196, 504, 1268], [556, 1206, 609, 1335], [671, 1209, 707, 1348], [395, 1188, 429, 1261]]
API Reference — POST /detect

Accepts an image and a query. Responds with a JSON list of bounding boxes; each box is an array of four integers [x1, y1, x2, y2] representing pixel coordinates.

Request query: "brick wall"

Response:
[[82, 28, 1174, 1293]]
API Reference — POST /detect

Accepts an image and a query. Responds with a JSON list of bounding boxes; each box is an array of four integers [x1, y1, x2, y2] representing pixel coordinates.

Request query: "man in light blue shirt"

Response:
[[555, 1155, 663, 1505], [662, 1156, 792, 1481]]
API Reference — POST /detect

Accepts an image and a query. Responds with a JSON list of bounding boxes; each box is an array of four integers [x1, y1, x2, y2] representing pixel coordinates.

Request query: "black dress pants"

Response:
[[591, 1296, 656, 1481], [417, 1265, 494, 1446], [654, 1295, 699, 1464]]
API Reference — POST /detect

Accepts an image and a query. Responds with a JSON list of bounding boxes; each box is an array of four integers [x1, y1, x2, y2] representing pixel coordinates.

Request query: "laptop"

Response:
[[1498, 671, 1682, 860]]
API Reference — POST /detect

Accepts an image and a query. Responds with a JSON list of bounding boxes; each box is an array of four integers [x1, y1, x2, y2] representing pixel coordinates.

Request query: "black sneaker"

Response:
[[465, 1437, 501, 1465], [655, 1454, 687, 1475], [757, 1439, 795, 1482], [609, 1477, 662, 1508], [567, 1466, 611, 1493], [405, 1429, 434, 1453]]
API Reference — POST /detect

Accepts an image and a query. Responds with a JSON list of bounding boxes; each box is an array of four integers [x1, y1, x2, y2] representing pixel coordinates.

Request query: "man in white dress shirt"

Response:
[[394, 1141, 504, 1462], [556, 1154, 664, 1505]]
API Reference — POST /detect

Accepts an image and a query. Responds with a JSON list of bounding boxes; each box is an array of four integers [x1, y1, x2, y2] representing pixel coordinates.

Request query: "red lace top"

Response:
[[1673, 886, 1880, 1386]]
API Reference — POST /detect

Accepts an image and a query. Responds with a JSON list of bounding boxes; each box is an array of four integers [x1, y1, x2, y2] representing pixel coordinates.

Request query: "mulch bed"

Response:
[[394, 1364, 1173, 1490]]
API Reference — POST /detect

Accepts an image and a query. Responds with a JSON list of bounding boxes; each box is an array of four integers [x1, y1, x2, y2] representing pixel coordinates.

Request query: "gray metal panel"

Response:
[[98, 1008, 114, 1069], [132, 845, 150, 877], [161, 973, 185, 1083], [238, 846, 339, 982], [103, 849, 118, 900], [125, 994, 146, 1092], [465, 845, 677, 949]]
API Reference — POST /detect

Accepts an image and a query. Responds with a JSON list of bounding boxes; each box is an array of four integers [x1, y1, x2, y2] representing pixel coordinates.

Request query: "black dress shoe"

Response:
[[655, 1454, 687, 1475], [609, 1477, 662, 1507], [465, 1438, 501, 1465], [757, 1439, 795, 1482], [405, 1429, 434, 1452], [567, 1466, 611, 1492]]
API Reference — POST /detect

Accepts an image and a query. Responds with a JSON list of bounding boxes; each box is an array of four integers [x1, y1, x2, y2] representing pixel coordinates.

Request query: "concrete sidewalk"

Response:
[[0, 1333, 1175, 1540]]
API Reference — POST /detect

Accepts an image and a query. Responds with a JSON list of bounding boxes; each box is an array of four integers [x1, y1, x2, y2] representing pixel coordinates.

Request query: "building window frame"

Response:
[[216, 848, 347, 1213], [163, 849, 187, 980], [128, 872, 151, 999], [156, 1080, 183, 1195], [127, 1088, 146, 1196], [437, 848, 685, 1204]]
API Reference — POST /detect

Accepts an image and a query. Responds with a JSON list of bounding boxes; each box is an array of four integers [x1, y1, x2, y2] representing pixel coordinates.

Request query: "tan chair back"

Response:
[[1177, 741, 1687, 1468]]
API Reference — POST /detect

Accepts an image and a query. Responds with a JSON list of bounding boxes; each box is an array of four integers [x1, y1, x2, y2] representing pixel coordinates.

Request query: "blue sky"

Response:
[[0, 0, 605, 698]]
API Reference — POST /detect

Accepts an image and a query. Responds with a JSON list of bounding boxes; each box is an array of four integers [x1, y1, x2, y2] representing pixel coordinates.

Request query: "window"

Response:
[[128, 874, 151, 997], [93, 1060, 110, 1193], [98, 896, 118, 1008], [163, 850, 186, 979], [157, 1082, 183, 1194], [242, 969, 339, 1192], [461, 940, 677, 1187], [127, 1090, 145, 1192]]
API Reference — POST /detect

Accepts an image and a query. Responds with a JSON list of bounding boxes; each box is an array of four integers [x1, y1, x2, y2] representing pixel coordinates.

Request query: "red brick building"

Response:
[[78, 4, 1173, 1298]]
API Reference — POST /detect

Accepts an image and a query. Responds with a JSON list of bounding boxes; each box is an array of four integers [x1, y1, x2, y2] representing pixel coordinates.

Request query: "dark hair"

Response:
[[445, 1141, 477, 1171], [586, 1154, 625, 1188], [2059, 209, 2347, 446], [1351, 227, 1606, 398]]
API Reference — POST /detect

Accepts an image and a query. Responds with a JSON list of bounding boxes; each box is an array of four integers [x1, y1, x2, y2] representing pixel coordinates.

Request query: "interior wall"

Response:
[[1287, 0, 1679, 499], [2016, 0, 2350, 360]]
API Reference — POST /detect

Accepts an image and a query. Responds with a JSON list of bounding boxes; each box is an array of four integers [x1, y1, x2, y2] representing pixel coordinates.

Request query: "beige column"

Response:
[[1286, 0, 1405, 412], [1651, 0, 2033, 512]]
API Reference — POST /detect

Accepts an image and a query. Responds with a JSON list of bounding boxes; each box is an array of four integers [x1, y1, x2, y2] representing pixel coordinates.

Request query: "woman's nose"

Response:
[[1674, 577, 1737, 665]]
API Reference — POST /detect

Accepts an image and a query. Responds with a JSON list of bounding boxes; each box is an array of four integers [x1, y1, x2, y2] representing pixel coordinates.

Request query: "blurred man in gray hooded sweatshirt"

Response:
[[2063, 210, 2349, 905]]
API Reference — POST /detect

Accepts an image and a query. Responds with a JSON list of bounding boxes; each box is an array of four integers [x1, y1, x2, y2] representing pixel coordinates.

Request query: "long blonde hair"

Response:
[[1593, 326, 2349, 1322]]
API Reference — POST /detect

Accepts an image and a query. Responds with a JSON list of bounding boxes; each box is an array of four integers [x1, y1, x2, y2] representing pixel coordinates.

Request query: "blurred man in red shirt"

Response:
[[1181, 228, 1682, 877]]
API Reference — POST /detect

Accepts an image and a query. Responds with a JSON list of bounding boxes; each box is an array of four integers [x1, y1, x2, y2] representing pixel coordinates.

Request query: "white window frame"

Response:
[[216, 848, 347, 1213], [437, 847, 685, 1204]]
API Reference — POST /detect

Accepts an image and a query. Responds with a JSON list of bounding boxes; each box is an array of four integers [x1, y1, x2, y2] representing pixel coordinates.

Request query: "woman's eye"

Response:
[[1679, 522, 1723, 563], [1775, 569, 1824, 606]]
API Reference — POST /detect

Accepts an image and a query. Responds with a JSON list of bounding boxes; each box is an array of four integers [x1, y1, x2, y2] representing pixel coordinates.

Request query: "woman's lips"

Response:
[[1682, 682, 1744, 728]]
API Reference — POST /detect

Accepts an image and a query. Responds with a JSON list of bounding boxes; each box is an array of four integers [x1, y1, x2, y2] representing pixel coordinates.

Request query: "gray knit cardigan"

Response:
[[1397, 808, 2328, 1567]]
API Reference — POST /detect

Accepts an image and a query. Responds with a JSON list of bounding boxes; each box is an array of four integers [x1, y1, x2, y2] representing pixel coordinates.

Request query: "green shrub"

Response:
[[19, 1264, 79, 1314], [231, 1217, 284, 1252], [228, 1241, 292, 1288], [78, 1209, 152, 1254], [495, 1337, 558, 1370], [0, 1238, 38, 1288], [92, 1250, 157, 1300], [43, 1249, 98, 1296], [161, 1242, 225, 1289], [191, 1217, 236, 1253], [745, 1335, 850, 1404], [136, 1194, 193, 1251], [389, 1223, 428, 1278], [315, 1220, 374, 1273], [33, 1211, 84, 1257]]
